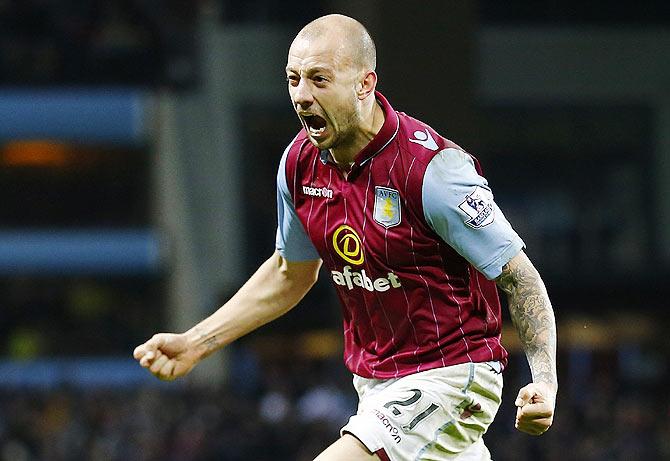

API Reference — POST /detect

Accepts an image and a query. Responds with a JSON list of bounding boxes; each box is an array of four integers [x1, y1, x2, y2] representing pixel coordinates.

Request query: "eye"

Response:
[[286, 74, 299, 86], [313, 75, 328, 84]]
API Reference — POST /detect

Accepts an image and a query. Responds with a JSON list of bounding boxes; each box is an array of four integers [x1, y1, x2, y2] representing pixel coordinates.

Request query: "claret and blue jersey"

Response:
[[276, 92, 524, 380]]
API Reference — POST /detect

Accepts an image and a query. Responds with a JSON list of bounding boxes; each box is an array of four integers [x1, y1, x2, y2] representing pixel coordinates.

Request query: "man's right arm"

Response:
[[186, 251, 321, 358], [135, 137, 321, 380], [133, 251, 321, 380]]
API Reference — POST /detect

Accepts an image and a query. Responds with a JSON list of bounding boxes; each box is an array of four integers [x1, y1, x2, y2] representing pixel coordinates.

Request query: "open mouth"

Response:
[[302, 113, 328, 137]]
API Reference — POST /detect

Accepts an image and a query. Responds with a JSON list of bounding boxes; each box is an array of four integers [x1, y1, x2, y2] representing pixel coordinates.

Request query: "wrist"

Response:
[[183, 327, 206, 360], [184, 326, 221, 360], [536, 379, 558, 397]]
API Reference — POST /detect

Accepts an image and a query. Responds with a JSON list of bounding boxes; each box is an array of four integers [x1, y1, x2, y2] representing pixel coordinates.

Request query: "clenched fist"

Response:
[[514, 382, 556, 435], [133, 333, 200, 381]]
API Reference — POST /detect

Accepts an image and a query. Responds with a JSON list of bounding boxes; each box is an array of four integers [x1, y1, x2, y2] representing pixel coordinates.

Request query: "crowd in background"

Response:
[[2, 2, 670, 460], [0, 0, 195, 86], [0, 277, 162, 358], [1, 346, 669, 461]]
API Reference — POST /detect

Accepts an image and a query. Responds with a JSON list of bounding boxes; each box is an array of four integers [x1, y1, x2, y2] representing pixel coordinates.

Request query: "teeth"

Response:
[[309, 126, 325, 135]]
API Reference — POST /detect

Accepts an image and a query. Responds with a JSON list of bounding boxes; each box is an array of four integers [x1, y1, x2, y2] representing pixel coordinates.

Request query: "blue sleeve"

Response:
[[422, 148, 524, 279], [275, 144, 321, 262]]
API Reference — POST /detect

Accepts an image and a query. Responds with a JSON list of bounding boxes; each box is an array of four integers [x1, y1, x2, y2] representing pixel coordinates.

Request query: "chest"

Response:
[[292, 154, 436, 268]]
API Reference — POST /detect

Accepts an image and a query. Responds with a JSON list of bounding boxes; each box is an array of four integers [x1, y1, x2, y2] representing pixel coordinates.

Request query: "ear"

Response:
[[356, 71, 377, 100]]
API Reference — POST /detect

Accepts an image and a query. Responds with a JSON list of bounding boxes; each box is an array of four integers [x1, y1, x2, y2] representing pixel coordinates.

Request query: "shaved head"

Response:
[[293, 14, 376, 73], [286, 14, 382, 159]]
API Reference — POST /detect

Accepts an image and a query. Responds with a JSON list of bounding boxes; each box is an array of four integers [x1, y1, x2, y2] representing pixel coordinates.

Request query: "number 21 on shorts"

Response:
[[384, 389, 440, 432]]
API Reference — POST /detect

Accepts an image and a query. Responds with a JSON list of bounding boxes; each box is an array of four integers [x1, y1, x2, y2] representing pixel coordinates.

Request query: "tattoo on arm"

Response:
[[496, 252, 557, 389], [191, 326, 222, 358], [203, 335, 219, 354]]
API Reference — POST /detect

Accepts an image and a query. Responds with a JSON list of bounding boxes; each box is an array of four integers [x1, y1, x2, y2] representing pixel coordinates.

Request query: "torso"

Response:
[[283, 93, 508, 379]]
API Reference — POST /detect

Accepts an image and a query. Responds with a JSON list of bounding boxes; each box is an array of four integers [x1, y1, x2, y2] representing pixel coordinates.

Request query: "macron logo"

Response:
[[303, 185, 333, 199], [408, 129, 438, 151]]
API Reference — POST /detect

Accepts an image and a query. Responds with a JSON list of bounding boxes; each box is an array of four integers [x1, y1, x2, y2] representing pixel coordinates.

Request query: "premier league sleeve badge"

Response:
[[458, 186, 495, 228]]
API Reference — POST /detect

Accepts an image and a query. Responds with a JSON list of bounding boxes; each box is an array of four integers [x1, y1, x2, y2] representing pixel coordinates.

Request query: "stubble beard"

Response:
[[326, 104, 362, 153]]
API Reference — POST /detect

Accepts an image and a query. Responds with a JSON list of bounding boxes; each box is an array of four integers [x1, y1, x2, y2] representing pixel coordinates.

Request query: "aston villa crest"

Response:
[[373, 186, 401, 228]]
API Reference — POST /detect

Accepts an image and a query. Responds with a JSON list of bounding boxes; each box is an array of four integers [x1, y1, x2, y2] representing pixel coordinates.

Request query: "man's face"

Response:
[[286, 35, 361, 150]]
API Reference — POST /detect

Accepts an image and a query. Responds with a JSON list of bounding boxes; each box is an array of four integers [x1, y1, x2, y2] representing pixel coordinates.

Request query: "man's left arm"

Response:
[[496, 250, 557, 436]]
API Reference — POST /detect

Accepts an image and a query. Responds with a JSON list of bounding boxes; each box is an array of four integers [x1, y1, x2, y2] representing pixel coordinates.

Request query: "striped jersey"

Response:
[[276, 92, 524, 379]]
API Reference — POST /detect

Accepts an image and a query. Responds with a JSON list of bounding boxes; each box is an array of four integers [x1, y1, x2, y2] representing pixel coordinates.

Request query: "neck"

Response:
[[330, 99, 385, 169]]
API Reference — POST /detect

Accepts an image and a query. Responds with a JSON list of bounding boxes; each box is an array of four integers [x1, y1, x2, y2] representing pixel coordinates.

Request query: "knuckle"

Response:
[[151, 334, 162, 342]]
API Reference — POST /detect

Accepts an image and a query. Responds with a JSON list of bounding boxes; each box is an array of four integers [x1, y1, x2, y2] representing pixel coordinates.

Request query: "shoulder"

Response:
[[395, 111, 468, 168], [427, 148, 477, 176], [282, 130, 320, 171], [282, 130, 311, 162], [279, 130, 315, 177]]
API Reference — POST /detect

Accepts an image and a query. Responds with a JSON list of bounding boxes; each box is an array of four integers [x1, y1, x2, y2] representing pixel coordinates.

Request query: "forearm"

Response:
[[185, 251, 321, 360], [497, 251, 557, 390]]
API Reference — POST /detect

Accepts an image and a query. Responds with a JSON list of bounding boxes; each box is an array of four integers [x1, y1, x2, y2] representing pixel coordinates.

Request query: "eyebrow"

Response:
[[285, 66, 333, 76]]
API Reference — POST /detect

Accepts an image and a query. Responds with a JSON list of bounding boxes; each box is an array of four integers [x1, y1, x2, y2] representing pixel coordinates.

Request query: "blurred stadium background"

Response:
[[1, 0, 670, 459]]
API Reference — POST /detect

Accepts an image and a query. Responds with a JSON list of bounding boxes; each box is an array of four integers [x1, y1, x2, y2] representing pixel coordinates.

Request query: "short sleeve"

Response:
[[422, 148, 524, 279], [275, 143, 320, 262]]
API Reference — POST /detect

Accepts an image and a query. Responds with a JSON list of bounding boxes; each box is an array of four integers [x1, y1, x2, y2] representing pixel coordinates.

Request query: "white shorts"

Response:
[[340, 362, 503, 461]]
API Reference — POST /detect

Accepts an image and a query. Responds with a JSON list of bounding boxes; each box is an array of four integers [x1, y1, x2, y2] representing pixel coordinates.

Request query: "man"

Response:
[[134, 14, 557, 460]]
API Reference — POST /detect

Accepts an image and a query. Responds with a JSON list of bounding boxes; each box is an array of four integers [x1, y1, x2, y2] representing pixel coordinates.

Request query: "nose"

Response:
[[292, 79, 313, 110]]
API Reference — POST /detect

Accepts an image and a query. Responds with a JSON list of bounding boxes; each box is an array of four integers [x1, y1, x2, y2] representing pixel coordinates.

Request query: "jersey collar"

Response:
[[354, 91, 399, 167], [318, 91, 400, 168]]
